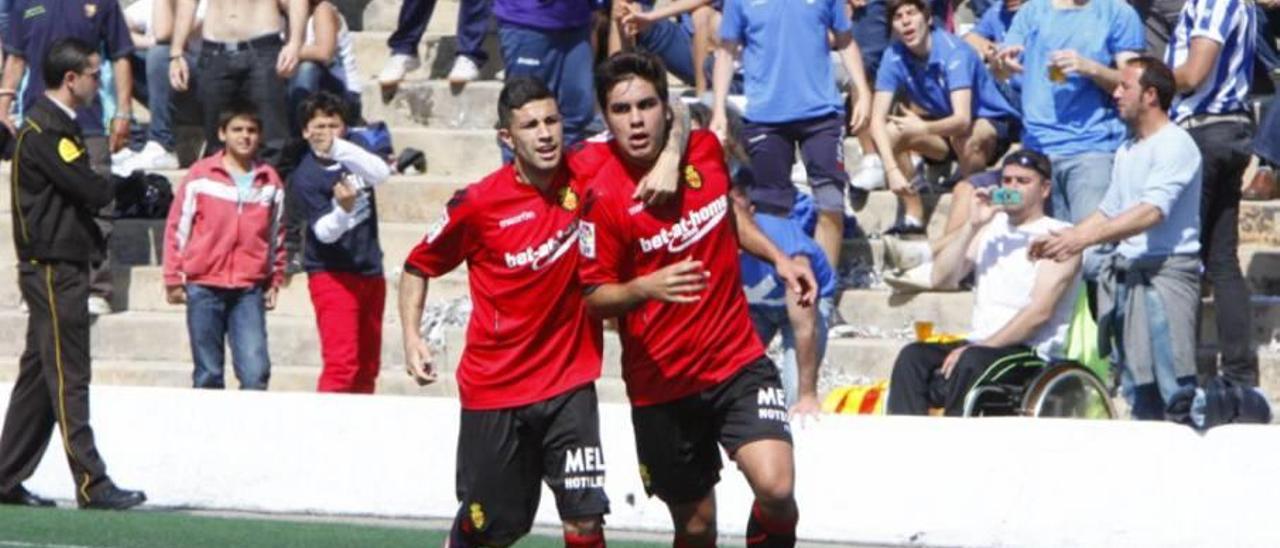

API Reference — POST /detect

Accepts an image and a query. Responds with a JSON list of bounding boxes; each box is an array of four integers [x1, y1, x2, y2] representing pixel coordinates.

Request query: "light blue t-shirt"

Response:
[[1002, 0, 1144, 156], [233, 172, 255, 202], [1098, 123, 1202, 259], [720, 0, 851, 123], [875, 28, 1020, 121], [740, 213, 837, 308]]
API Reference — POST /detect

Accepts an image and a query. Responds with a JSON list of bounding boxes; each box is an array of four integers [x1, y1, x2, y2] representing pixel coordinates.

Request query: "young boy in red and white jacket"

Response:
[[162, 102, 287, 390]]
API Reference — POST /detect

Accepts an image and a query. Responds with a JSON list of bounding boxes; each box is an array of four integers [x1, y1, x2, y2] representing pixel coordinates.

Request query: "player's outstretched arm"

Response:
[[398, 268, 438, 385], [583, 258, 708, 317]]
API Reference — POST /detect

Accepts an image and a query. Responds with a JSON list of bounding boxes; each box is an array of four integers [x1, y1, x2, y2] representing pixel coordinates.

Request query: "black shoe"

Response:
[[80, 486, 146, 510], [0, 485, 56, 507], [882, 222, 926, 237], [396, 147, 427, 174]]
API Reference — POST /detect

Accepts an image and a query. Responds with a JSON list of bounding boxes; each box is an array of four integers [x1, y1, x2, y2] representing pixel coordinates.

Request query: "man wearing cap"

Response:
[[887, 149, 1082, 416]]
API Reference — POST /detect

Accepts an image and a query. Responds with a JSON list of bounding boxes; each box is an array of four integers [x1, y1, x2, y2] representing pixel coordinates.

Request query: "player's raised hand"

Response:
[[636, 257, 707, 304]]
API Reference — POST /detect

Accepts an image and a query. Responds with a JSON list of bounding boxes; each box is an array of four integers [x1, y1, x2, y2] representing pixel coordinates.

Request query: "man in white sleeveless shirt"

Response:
[[888, 149, 1083, 416]]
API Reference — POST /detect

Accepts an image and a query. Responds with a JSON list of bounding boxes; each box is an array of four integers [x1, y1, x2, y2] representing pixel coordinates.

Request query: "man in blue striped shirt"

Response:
[[1166, 0, 1258, 387]]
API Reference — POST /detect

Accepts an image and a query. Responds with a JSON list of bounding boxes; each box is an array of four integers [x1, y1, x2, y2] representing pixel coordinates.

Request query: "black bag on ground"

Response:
[[1166, 376, 1273, 430], [113, 172, 174, 219]]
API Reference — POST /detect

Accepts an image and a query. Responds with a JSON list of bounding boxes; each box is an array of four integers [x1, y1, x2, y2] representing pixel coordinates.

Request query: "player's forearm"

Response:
[[285, 0, 309, 47], [1080, 204, 1162, 247], [733, 199, 786, 265], [923, 113, 971, 138], [170, 0, 197, 55], [398, 269, 430, 341], [112, 57, 133, 117], [786, 295, 820, 400], [583, 283, 647, 318], [836, 34, 870, 97], [711, 45, 737, 115], [1, 55, 27, 102]]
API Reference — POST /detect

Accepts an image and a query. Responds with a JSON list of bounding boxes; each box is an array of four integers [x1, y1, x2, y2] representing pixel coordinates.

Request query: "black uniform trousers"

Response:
[[0, 260, 111, 503]]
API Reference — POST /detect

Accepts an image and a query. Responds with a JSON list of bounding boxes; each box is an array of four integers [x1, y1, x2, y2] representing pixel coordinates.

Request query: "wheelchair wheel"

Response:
[[1021, 363, 1116, 419]]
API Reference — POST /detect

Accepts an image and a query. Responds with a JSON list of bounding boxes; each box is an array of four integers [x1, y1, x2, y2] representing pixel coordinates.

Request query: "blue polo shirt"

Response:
[[875, 28, 1019, 121], [494, 0, 593, 31], [972, 3, 1015, 43], [720, 0, 851, 124], [1002, 0, 1144, 156], [5, 0, 133, 136], [740, 213, 837, 309]]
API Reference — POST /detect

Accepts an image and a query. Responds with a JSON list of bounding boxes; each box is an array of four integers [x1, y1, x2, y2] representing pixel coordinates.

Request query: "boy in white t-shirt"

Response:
[[887, 150, 1083, 416]]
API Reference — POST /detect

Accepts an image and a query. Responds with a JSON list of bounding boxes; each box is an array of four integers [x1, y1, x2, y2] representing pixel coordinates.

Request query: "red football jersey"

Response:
[[577, 130, 765, 407], [404, 150, 607, 410]]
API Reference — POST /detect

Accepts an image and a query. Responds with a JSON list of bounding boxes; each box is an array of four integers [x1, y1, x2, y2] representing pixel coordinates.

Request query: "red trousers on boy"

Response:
[[308, 272, 386, 393]]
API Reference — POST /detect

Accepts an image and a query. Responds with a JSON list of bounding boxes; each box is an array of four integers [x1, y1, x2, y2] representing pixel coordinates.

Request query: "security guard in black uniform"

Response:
[[0, 38, 145, 510]]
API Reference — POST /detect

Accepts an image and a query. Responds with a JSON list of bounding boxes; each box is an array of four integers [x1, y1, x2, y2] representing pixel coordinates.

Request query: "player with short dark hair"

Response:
[[398, 76, 685, 548], [579, 51, 817, 548]]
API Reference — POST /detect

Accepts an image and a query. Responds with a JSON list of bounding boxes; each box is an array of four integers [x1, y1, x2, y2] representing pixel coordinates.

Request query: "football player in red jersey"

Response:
[[398, 77, 684, 548], [578, 52, 817, 548]]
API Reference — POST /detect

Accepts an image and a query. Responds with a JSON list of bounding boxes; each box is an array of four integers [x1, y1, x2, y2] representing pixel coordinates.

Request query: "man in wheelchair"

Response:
[[887, 150, 1083, 416]]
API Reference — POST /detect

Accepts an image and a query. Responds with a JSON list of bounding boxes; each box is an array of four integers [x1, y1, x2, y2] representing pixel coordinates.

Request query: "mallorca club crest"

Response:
[[684, 165, 702, 190], [559, 187, 579, 211]]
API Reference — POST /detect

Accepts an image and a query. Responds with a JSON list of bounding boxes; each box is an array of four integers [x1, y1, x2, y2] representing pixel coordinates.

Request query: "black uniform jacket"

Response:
[[10, 95, 112, 263]]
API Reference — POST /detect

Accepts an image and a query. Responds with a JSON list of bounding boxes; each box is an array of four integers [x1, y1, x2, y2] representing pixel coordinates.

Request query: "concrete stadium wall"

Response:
[[7, 383, 1280, 547]]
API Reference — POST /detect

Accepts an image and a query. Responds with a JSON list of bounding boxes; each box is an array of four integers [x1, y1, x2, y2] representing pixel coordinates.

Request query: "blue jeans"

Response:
[[130, 46, 195, 150], [388, 0, 492, 66], [1255, 94, 1280, 166], [498, 24, 595, 148], [186, 284, 271, 390], [748, 298, 835, 406], [1122, 375, 1196, 421], [1049, 152, 1115, 280], [287, 61, 364, 131]]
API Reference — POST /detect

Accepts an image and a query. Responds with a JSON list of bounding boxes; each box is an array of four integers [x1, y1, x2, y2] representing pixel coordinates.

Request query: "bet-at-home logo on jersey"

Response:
[[504, 221, 579, 270], [638, 196, 728, 254], [424, 210, 449, 244]]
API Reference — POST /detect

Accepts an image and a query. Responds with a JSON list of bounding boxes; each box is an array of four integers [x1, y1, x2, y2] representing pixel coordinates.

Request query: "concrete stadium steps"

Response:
[[0, 265, 470, 318], [353, 32, 504, 85], [0, 312, 1277, 408], [357, 0, 466, 33], [835, 289, 1280, 347], [103, 218, 439, 275]]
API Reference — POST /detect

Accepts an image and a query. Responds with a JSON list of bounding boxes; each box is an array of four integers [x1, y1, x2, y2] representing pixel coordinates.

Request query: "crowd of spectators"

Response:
[[1, 0, 1278, 418]]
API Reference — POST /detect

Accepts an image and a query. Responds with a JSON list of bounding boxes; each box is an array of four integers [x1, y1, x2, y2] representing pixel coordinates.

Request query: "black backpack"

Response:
[[113, 172, 174, 219]]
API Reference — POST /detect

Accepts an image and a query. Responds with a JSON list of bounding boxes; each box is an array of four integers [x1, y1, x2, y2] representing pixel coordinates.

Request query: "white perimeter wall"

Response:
[[5, 383, 1280, 547]]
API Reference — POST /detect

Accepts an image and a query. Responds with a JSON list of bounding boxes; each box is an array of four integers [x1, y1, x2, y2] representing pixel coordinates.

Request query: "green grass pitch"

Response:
[[0, 506, 664, 547]]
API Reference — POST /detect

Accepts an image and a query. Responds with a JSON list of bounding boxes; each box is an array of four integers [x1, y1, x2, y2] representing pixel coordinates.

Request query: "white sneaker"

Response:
[[447, 56, 480, 85], [378, 54, 421, 86], [120, 141, 179, 173], [883, 264, 935, 294], [88, 296, 112, 316], [851, 154, 886, 191], [111, 147, 136, 165], [884, 236, 933, 273]]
